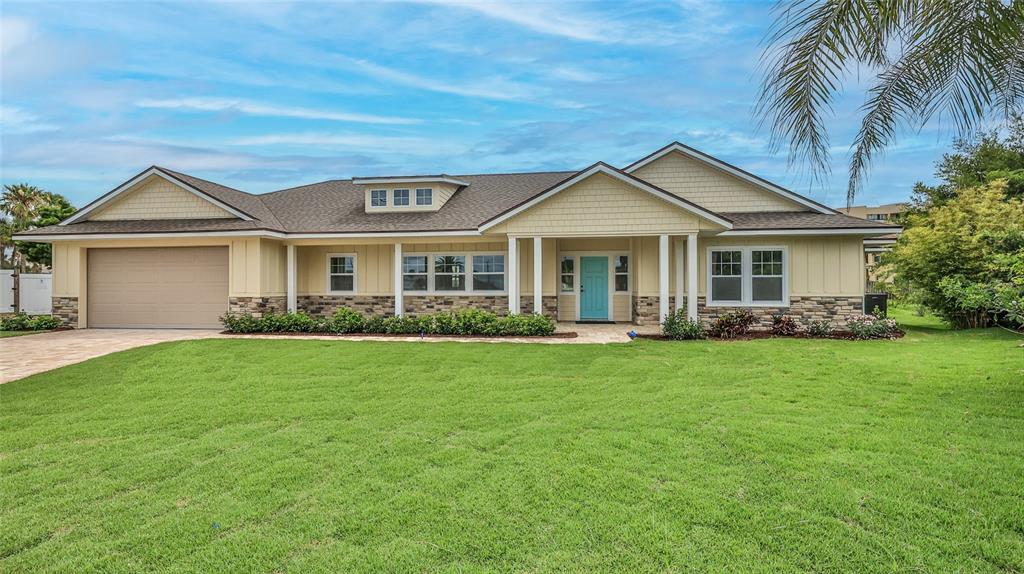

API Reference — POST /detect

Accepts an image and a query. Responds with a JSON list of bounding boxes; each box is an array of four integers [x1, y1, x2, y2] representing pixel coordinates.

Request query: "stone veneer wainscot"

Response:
[[51, 296, 79, 327]]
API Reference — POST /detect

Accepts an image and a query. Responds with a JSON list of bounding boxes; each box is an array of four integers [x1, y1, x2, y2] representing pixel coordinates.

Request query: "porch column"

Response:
[[659, 234, 670, 323], [286, 244, 297, 313], [508, 236, 519, 314], [674, 237, 684, 312], [687, 232, 698, 321], [533, 236, 542, 315], [394, 242, 403, 317]]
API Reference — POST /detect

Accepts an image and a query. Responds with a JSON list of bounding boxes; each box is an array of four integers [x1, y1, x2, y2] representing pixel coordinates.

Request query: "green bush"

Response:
[[0, 313, 61, 331], [330, 307, 365, 333], [807, 320, 833, 338], [497, 313, 556, 336], [708, 310, 757, 339], [847, 315, 903, 340], [770, 315, 799, 336], [661, 309, 706, 340]]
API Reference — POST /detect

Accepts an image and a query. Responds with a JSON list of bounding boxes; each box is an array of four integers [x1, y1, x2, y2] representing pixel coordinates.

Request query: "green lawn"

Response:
[[2, 311, 1022, 572], [0, 330, 49, 338]]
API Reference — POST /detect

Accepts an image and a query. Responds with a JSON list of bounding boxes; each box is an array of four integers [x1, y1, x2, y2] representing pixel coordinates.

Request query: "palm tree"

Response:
[[1, 184, 45, 271], [756, 0, 1024, 206]]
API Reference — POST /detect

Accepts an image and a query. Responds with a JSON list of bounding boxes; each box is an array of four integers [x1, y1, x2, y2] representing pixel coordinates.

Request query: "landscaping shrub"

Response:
[[330, 307, 365, 333], [847, 314, 903, 340], [770, 315, 799, 336], [220, 309, 555, 337], [807, 320, 833, 338], [708, 310, 756, 339], [661, 309, 707, 340], [0, 313, 62, 331]]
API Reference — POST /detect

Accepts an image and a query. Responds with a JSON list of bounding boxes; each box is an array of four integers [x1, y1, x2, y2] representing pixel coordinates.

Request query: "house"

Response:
[[836, 202, 908, 222], [14, 142, 900, 330], [836, 202, 907, 287]]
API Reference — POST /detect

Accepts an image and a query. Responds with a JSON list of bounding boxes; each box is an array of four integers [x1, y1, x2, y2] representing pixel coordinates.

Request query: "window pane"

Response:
[[330, 275, 354, 292], [712, 251, 742, 276], [711, 276, 742, 302], [473, 274, 504, 291], [435, 274, 466, 291], [560, 257, 574, 274], [752, 276, 783, 302], [330, 256, 353, 274], [416, 188, 432, 205], [434, 255, 465, 273], [394, 189, 409, 205], [752, 250, 783, 276], [403, 256, 427, 274], [614, 274, 628, 292], [615, 255, 628, 274], [403, 274, 427, 291], [473, 255, 504, 273], [371, 190, 386, 206], [560, 274, 574, 291]]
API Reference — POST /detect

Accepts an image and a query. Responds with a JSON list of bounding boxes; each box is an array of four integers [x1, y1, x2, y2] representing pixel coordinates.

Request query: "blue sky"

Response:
[[1, 0, 951, 208]]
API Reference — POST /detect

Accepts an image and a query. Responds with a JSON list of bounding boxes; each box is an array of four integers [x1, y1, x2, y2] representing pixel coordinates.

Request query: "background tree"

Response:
[[16, 194, 76, 269], [757, 0, 1024, 205], [1, 184, 45, 270]]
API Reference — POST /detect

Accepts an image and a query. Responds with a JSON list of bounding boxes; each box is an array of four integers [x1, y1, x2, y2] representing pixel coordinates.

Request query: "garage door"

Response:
[[88, 247, 228, 328]]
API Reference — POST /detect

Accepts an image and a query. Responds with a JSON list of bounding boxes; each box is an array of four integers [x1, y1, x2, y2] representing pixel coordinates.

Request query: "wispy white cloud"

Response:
[[230, 132, 467, 154], [0, 105, 59, 134], [334, 56, 540, 102], [134, 97, 421, 125]]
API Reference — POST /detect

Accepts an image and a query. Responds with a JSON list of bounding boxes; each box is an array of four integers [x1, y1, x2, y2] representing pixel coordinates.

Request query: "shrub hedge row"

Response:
[[660, 311, 901, 340], [0, 313, 63, 331], [221, 308, 556, 337]]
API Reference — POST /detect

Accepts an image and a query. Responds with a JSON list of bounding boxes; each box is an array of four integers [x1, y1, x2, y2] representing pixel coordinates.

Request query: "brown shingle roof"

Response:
[[723, 211, 901, 231]]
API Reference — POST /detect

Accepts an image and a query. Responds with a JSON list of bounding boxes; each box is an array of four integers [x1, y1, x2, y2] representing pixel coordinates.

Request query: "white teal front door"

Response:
[[579, 256, 609, 320]]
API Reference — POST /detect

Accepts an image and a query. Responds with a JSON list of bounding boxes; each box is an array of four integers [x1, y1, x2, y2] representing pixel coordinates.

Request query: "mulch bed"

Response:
[[220, 331, 578, 340]]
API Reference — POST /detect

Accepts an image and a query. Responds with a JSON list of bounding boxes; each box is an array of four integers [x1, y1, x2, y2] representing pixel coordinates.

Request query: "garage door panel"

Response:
[[88, 247, 228, 328]]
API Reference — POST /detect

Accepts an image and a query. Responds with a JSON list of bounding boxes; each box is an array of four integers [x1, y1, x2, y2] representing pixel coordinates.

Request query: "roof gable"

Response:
[[479, 161, 729, 233], [624, 143, 837, 214]]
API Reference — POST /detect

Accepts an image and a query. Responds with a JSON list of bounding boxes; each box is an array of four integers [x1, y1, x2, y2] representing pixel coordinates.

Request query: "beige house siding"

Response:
[[632, 151, 805, 213], [90, 175, 235, 220], [488, 172, 705, 236]]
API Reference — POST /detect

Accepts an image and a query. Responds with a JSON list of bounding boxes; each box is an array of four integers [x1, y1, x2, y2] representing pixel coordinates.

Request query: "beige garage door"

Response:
[[88, 247, 228, 328]]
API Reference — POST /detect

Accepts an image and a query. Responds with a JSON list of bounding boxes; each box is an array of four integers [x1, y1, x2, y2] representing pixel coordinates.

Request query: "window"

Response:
[[751, 249, 783, 303], [560, 256, 574, 292], [708, 247, 787, 306], [472, 254, 504, 291], [416, 188, 433, 206], [614, 255, 629, 292], [434, 255, 466, 291], [866, 213, 888, 221], [370, 189, 387, 207], [403, 256, 428, 291], [328, 255, 355, 292], [393, 189, 409, 206], [710, 250, 743, 303]]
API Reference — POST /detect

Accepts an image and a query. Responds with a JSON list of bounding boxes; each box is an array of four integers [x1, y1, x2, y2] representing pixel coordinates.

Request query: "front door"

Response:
[[580, 256, 609, 320]]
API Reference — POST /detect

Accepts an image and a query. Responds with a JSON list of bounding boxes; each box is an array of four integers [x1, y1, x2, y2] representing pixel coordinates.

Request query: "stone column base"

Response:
[[631, 295, 676, 326], [520, 295, 558, 318], [52, 297, 79, 327], [228, 296, 287, 317]]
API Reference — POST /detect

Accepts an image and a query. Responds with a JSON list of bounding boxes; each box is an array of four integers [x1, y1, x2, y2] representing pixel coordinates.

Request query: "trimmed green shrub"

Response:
[[1, 313, 61, 331], [771, 314, 799, 336], [807, 320, 833, 338], [661, 309, 706, 340], [497, 313, 556, 336], [708, 310, 757, 339], [847, 315, 903, 340], [331, 308, 365, 333]]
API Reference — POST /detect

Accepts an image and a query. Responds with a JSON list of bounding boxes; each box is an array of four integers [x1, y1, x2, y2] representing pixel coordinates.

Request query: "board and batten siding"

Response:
[[89, 176, 235, 220], [488, 172, 706, 236], [631, 151, 805, 213]]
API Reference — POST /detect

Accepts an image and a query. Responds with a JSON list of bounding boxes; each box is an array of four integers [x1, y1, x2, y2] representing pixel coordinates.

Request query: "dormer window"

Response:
[[370, 190, 387, 207], [416, 188, 433, 206], [394, 189, 410, 206]]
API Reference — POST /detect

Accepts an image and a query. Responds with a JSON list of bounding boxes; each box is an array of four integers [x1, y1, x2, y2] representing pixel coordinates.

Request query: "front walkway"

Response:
[[0, 329, 221, 384], [1, 323, 660, 384]]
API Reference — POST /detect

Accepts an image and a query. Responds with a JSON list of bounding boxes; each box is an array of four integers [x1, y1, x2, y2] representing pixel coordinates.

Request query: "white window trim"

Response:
[[326, 252, 357, 294], [706, 245, 789, 307], [370, 189, 387, 207], [415, 187, 433, 206], [402, 251, 508, 295], [393, 188, 410, 206]]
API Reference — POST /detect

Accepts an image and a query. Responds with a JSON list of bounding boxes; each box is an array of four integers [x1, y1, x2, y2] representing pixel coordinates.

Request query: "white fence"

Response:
[[0, 271, 53, 315]]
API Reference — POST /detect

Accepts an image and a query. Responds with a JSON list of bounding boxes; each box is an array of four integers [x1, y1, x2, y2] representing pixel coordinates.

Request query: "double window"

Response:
[[416, 188, 433, 206], [393, 189, 409, 206], [708, 247, 787, 306], [327, 254, 356, 293], [402, 253, 505, 293], [370, 189, 387, 207]]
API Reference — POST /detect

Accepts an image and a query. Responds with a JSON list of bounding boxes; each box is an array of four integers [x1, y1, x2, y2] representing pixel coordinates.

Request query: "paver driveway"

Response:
[[0, 329, 220, 383]]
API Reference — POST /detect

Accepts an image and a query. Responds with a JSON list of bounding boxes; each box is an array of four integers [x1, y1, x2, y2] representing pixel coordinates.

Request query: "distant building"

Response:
[[836, 202, 908, 222]]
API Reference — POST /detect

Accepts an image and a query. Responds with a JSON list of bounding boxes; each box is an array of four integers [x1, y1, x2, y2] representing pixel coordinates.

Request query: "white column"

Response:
[[687, 232, 698, 321], [659, 234, 670, 323], [394, 242, 403, 317], [286, 244, 297, 313], [533, 236, 542, 316], [674, 237, 685, 312], [508, 236, 519, 314]]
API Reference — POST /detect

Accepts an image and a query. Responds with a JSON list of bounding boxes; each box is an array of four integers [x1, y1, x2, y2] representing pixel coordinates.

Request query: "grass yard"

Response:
[[0, 331, 48, 338], [1, 311, 1022, 572]]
